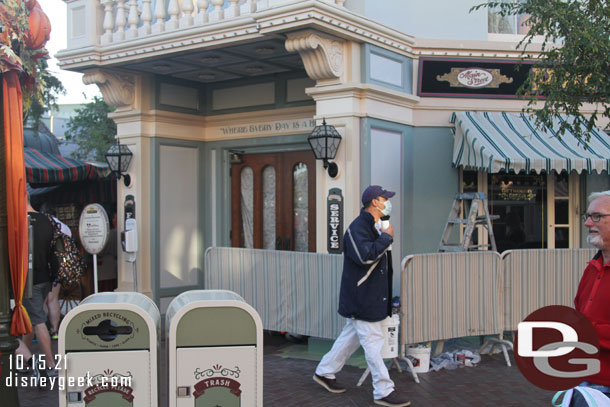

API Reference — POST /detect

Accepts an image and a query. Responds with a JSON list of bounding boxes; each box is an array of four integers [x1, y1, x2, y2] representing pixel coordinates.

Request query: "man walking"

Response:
[[571, 191, 610, 405], [313, 185, 410, 407], [19, 197, 58, 378]]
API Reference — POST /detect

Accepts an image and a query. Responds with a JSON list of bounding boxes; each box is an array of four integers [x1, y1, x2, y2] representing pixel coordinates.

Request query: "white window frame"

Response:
[[546, 171, 580, 248], [460, 169, 581, 250]]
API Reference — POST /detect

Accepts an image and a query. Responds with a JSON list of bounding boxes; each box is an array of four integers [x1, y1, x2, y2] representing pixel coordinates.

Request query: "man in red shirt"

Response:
[[572, 191, 610, 405]]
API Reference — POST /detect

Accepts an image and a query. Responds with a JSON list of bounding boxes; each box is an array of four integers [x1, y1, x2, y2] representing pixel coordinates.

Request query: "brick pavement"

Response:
[[12, 333, 554, 406]]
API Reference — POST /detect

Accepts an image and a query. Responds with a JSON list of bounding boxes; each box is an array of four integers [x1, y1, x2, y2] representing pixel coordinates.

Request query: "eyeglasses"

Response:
[[582, 213, 610, 222]]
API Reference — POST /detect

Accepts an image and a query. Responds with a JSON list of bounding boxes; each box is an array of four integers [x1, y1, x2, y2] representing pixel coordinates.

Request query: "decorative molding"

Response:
[[285, 29, 344, 81], [82, 69, 136, 108]]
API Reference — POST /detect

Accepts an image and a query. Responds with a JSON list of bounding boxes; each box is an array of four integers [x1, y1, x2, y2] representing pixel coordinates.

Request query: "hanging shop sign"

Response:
[[418, 57, 535, 98], [327, 188, 344, 254]]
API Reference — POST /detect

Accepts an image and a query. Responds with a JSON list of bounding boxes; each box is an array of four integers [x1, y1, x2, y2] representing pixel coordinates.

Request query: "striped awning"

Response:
[[25, 147, 110, 185], [451, 111, 610, 174]]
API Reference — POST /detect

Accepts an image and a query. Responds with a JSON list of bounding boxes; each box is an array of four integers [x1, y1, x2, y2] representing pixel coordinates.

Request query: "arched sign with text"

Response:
[[79, 203, 110, 255]]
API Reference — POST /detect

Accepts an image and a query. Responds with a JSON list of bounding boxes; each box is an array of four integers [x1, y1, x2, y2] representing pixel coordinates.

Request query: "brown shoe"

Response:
[[313, 374, 346, 393], [374, 391, 411, 407]]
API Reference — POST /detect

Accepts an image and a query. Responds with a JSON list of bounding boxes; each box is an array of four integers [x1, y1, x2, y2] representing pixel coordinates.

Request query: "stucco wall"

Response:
[[405, 126, 459, 255], [348, 0, 488, 41]]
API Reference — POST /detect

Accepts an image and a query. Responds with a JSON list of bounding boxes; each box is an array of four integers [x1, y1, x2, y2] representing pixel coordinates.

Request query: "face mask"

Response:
[[379, 199, 392, 217]]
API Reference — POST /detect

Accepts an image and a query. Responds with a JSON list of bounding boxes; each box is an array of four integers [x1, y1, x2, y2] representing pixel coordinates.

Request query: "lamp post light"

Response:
[[308, 118, 342, 178], [105, 140, 133, 187]]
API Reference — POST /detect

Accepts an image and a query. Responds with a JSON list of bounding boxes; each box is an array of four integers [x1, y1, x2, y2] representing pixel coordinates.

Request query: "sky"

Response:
[[38, 0, 101, 105]]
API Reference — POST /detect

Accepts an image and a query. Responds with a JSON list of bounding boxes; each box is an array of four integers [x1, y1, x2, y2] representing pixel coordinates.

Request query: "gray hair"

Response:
[[588, 190, 610, 203]]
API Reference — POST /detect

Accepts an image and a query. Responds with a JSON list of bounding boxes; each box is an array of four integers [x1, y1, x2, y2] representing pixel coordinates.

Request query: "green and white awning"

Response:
[[451, 111, 610, 174], [25, 147, 110, 185]]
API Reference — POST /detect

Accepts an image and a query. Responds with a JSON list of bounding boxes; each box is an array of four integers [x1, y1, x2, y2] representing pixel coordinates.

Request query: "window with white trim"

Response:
[[488, 0, 531, 34], [460, 169, 580, 252]]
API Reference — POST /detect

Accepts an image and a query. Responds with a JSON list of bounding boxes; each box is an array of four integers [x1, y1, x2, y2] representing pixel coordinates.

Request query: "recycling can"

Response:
[[58, 292, 160, 406]]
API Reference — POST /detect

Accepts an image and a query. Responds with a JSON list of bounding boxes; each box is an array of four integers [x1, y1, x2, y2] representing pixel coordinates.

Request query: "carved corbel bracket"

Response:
[[285, 30, 344, 81], [82, 69, 135, 109]]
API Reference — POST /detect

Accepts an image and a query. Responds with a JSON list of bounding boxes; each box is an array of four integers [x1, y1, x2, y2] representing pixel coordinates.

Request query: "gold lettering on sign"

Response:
[[219, 119, 315, 137], [437, 68, 513, 89]]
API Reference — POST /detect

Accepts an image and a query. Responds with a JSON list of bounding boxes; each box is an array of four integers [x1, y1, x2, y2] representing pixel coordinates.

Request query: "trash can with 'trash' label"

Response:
[[166, 290, 263, 407], [58, 292, 160, 407]]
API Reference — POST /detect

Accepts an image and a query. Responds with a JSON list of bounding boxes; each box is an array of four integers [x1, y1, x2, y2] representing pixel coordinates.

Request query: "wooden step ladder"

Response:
[[439, 192, 498, 252]]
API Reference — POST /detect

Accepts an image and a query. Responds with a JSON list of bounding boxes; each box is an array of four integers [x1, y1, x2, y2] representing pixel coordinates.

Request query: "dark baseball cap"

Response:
[[361, 185, 395, 205]]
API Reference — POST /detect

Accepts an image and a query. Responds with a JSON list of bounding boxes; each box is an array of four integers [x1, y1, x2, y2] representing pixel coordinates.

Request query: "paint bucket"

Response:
[[381, 314, 400, 358], [406, 345, 431, 373]]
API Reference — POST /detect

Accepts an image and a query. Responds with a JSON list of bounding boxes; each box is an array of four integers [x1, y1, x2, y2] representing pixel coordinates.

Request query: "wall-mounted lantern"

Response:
[[105, 140, 133, 186], [308, 118, 341, 178]]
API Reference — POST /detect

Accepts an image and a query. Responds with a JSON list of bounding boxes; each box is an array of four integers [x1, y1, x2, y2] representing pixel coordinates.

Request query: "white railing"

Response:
[[95, 0, 346, 45]]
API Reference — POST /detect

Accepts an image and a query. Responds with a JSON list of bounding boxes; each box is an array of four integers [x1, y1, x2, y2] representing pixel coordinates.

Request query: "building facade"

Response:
[[56, 0, 610, 311]]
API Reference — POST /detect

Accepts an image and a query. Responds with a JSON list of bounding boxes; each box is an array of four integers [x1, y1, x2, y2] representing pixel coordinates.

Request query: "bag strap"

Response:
[[552, 390, 570, 407], [45, 214, 62, 250]]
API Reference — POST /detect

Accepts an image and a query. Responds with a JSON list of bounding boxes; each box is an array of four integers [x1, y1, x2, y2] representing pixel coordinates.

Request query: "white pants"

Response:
[[315, 318, 394, 400]]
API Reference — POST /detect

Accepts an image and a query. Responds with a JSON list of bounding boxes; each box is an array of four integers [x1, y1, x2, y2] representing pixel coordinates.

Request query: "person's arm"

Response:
[[344, 225, 392, 266], [574, 269, 610, 350]]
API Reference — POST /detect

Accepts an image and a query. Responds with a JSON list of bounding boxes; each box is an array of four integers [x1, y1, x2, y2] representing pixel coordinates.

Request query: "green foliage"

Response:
[[64, 96, 116, 162], [0, 0, 54, 115], [472, 0, 610, 144], [24, 58, 66, 126]]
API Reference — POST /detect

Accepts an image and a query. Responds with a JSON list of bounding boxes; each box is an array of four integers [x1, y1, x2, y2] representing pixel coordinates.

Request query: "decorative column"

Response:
[[195, 0, 209, 25], [226, 0, 239, 18], [82, 69, 152, 296], [127, 0, 139, 38], [152, 0, 167, 33], [139, 0, 153, 36], [209, 0, 224, 21], [101, 0, 115, 44], [179, 0, 195, 28], [114, 0, 127, 42], [285, 30, 354, 253], [166, 0, 180, 30]]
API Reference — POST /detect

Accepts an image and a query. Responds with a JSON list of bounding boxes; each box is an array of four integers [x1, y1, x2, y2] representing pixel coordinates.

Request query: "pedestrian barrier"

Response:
[[501, 248, 595, 331], [399, 248, 596, 383], [400, 251, 503, 345], [203, 246, 596, 384], [204, 246, 344, 339]]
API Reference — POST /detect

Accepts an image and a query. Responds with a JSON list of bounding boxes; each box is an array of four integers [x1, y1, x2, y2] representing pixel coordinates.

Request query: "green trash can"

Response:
[[166, 290, 263, 407], [58, 292, 160, 407]]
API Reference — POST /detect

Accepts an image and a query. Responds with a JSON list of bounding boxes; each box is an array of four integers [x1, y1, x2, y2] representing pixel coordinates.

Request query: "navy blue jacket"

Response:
[[338, 209, 393, 322]]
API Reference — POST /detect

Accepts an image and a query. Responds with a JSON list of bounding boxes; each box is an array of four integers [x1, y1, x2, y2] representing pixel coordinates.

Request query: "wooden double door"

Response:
[[231, 151, 316, 252]]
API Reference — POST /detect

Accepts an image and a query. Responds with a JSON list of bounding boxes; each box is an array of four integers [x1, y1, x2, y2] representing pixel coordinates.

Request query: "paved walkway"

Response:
[[14, 333, 554, 406]]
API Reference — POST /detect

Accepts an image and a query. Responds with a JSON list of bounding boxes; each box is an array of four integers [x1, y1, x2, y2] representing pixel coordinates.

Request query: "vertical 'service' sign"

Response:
[[327, 188, 343, 254]]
